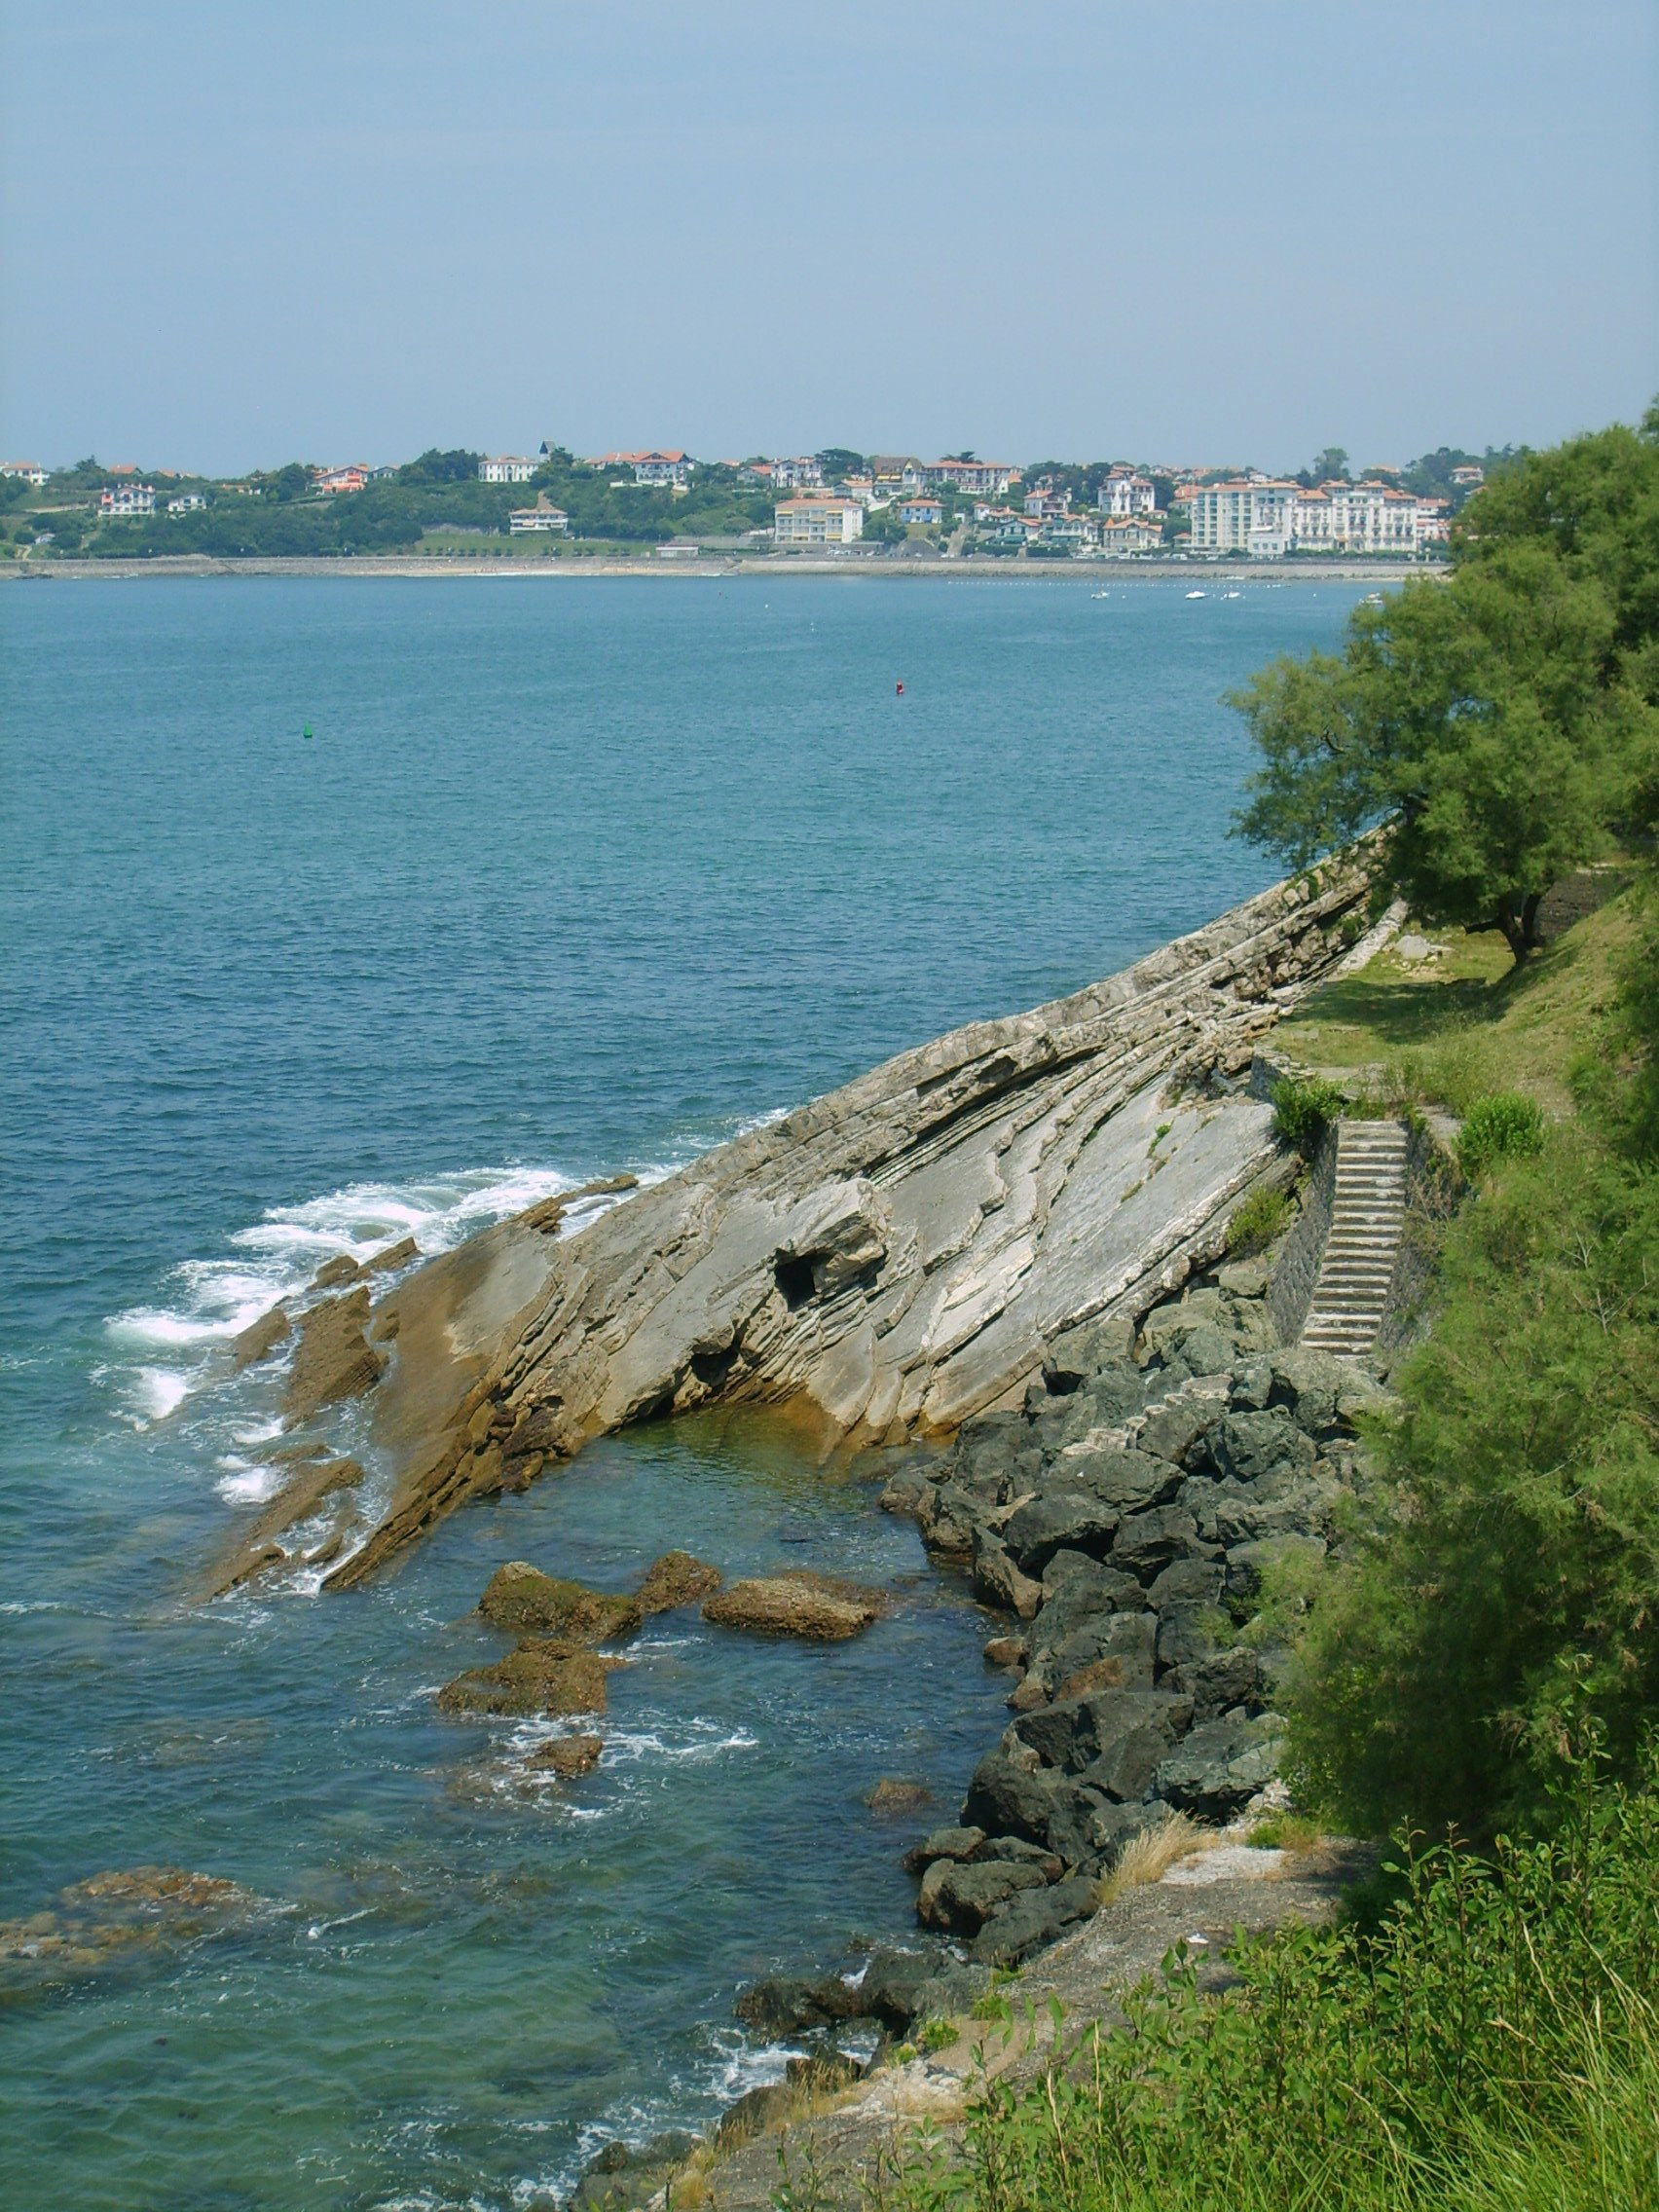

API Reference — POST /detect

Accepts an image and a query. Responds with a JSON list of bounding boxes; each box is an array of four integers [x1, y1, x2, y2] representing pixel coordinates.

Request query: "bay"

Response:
[[0, 572, 1366, 2209]]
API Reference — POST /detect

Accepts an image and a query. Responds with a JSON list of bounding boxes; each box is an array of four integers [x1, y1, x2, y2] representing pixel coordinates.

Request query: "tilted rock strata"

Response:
[[307, 852, 1374, 1589]]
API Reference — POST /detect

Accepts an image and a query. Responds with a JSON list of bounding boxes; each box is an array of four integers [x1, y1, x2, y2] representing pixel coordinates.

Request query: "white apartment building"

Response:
[[99, 483, 157, 518], [166, 493, 205, 514], [774, 497, 865, 546], [770, 456, 823, 490], [509, 502, 570, 534], [2, 461, 48, 487], [1097, 470, 1156, 519], [1190, 477, 1424, 558], [479, 455, 537, 483], [924, 459, 1017, 496]]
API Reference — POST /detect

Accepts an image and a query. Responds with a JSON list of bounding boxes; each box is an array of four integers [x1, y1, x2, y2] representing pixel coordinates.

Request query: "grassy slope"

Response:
[[1273, 893, 1634, 1116]]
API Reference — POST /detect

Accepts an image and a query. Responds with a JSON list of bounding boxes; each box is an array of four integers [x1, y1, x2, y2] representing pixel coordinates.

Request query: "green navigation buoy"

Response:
[[303, 723, 313, 740]]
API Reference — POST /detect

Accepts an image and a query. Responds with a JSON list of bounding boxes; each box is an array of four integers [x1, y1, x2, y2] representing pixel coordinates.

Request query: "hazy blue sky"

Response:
[[2, 2, 1653, 473]]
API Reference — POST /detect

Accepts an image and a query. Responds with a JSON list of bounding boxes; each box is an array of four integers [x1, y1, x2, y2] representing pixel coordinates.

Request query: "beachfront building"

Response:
[[1023, 485, 1070, 520], [773, 496, 865, 546], [1098, 516, 1162, 556], [478, 456, 537, 483], [1417, 496, 1452, 545], [166, 493, 205, 514], [1097, 469, 1157, 518], [898, 497, 943, 527], [99, 483, 157, 518], [2, 461, 48, 487], [314, 464, 370, 495], [1191, 477, 1424, 558], [923, 459, 1017, 496], [1033, 512, 1100, 552], [509, 500, 570, 534], [770, 456, 823, 491]]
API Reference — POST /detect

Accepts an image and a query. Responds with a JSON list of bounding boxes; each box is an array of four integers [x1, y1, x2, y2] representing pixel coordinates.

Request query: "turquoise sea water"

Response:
[[0, 573, 1369, 2209]]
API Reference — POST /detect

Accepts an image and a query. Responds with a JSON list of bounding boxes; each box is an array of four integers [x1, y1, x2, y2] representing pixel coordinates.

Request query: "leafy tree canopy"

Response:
[[1233, 406, 1659, 960], [397, 448, 481, 486], [815, 448, 865, 478]]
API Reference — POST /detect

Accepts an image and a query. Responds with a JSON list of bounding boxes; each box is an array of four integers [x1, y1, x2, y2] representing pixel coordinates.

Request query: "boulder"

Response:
[[702, 1570, 887, 1641], [982, 1634, 1027, 1670], [1164, 1646, 1262, 1722], [283, 1288, 387, 1424], [1225, 1532, 1327, 1602], [962, 1731, 1070, 1846], [1029, 1610, 1158, 1700], [1154, 1604, 1226, 1674], [972, 1534, 1044, 1620], [1228, 1358, 1275, 1412], [735, 1976, 833, 2037], [1209, 1409, 1317, 1487], [856, 1947, 940, 2027], [1147, 1556, 1225, 1610], [478, 1563, 644, 1644], [1039, 1552, 1145, 1612], [907, 1958, 994, 2025], [915, 1481, 983, 1558], [525, 1734, 604, 1778], [1134, 1397, 1226, 1471], [1060, 1443, 1180, 1513], [971, 1874, 1097, 1967], [1270, 1347, 1385, 1438], [878, 1468, 932, 1516], [1041, 1317, 1137, 1391], [716, 2083, 798, 2145], [976, 1835, 1064, 1880], [1216, 1255, 1275, 1299], [435, 1641, 615, 1719], [1154, 1716, 1284, 1818], [917, 1857, 1049, 1934], [1001, 1492, 1121, 1575], [903, 1824, 984, 1872], [866, 1778, 932, 1816], [1212, 1475, 1334, 1547], [636, 1550, 722, 1614], [1111, 1506, 1211, 1583], [1015, 1688, 1192, 1786], [231, 1302, 290, 1372]]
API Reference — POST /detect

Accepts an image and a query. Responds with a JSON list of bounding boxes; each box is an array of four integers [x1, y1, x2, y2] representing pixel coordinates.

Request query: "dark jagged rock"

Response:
[[972, 1874, 1098, 1967], [903, 1825, 984, 1872], [971, 1534, 1044, 1619], [1014, 1688, 1193, 1785], [962, 1731, 1071, 1847], [1154, 1716, 1285, 1818], [917, 1858, 1050, 1934], [1112, 1505, 1212, 1582], [1209, 1409, 1317, 1487], [1001, 1492, 1120, 1575]]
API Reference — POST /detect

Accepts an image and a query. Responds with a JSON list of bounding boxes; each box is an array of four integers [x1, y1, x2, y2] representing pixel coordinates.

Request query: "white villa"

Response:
[[479, 456, 537, 483], [1098, 516, 1161, 555], [1097, 470, 1157, 518], [99, 483, 156, 518], [770, 456, 823, 490], [591, 450, 693, 487], [508, 500, 570, 534], [774, 497, 865, 546], [2, 461, 48, 487]]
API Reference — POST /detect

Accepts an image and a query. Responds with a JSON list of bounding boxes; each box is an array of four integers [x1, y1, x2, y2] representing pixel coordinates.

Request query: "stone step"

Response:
[[1302, 1116, 1413, 1361]]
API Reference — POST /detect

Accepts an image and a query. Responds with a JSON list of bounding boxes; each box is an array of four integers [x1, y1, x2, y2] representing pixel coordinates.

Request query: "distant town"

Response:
[[0, 440, 1512, 565]]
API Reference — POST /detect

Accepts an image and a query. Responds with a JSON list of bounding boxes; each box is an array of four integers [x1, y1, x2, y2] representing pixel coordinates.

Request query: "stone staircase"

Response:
[[1300, 1120, 1411, 1359]]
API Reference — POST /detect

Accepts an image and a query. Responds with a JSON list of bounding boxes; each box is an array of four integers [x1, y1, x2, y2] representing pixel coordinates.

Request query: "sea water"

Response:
[[0, 572, 1369, 2208]]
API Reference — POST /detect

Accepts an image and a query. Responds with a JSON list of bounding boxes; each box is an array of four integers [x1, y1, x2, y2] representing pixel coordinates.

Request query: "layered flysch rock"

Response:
[[317, 851, 1374, 1588]]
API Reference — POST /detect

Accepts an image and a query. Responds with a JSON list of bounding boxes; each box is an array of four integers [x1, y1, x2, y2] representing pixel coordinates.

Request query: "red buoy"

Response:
[[896, 681, 904, 695]]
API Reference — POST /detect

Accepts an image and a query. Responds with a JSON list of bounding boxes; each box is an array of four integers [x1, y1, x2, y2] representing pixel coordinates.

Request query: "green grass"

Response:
[[1275, 897, 1633, 1117], [882, 1751, 1659, 2212]]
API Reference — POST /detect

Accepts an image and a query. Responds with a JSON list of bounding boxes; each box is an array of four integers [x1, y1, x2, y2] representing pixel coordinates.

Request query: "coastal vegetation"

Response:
[[868, 403, 1659, 2211]]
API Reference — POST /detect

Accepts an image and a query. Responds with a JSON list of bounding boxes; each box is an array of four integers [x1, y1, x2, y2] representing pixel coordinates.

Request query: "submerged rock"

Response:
[[435, 1641, 618, 1718], [636, 1549, 722, 1614], [524, 1733, 604, 1779], [866, 1778, 933, 1816], [477, 1562, 644, 1644], [0, 1865, 262, 1994], [702, 1570, 888, 1641]]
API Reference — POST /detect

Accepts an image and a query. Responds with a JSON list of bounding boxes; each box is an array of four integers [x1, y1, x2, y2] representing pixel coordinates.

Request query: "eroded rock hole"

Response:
[[773, 1253, 820, 1310]]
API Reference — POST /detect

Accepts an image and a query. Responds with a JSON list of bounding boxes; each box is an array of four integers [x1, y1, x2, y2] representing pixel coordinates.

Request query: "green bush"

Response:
[[1270, 1074, 1346, 1150], [1456, 1089, 1547, 1178], [1284, 1137, 1659, 1839], [1224, 1184, 1290, 1256], [884, 1748, 1659, 2212]]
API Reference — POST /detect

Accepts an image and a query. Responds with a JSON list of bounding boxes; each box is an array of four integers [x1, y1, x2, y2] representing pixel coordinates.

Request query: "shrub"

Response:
[[1456, 1088, 1546, 1178], [886, 1746, 1659, 2212], [1225, 1184, 1290, 1256], [1270, 1074, 1346, 1150]]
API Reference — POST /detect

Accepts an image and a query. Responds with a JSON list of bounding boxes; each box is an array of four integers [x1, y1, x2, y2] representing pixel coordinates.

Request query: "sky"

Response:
[[1, 1, 1654, 475]]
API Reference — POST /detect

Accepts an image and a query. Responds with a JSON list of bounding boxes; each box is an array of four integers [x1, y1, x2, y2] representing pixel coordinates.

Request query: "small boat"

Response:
[[1090, 589, 1110, 600], [1186, 589, 1206, 600], [1222, 590, 1241, 600]]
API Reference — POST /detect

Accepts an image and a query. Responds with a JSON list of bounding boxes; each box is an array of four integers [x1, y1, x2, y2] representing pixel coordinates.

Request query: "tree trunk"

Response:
[[1493, 890, 1546, 965]]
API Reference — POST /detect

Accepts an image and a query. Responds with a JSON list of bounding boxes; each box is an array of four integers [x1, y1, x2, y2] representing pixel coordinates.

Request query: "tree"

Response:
[[397, 448, 481, 486], [1299, 446, 1349, 487], [1233, 411, 1659, 963]]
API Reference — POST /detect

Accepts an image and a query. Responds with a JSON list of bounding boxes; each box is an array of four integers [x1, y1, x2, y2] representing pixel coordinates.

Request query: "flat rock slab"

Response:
[[702, 1571, 889, 1641], [311, 852, 1375, 1588]]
